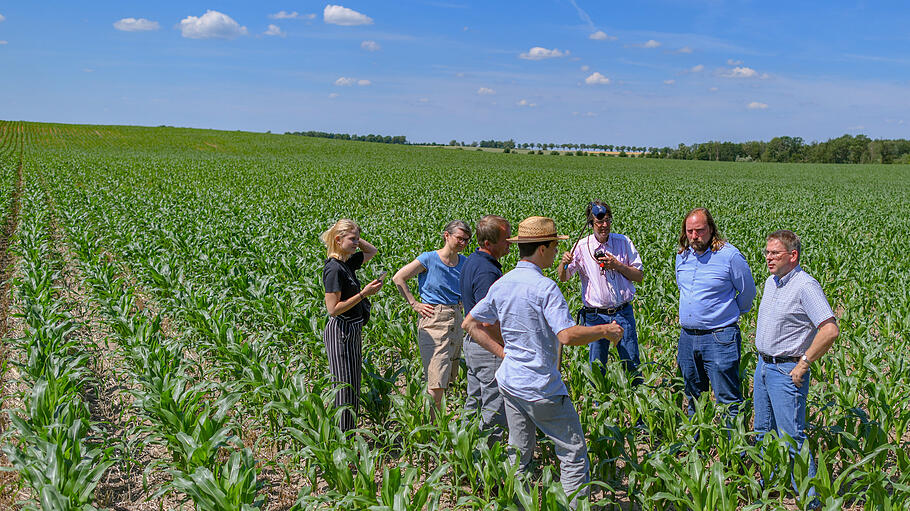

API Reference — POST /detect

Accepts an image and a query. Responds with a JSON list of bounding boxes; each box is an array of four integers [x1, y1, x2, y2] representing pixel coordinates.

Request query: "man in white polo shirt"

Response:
[[754, 229, 839, 508], [462, 216, 623, 509]]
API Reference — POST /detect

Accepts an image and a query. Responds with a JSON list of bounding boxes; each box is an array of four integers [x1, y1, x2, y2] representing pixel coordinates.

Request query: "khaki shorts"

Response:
[[417, 304, 464, 389]]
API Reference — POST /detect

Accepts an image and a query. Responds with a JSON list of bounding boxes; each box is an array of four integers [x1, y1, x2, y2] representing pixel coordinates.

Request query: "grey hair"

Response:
[[444, 219, 472, 238], [767, 229, 802, 256]]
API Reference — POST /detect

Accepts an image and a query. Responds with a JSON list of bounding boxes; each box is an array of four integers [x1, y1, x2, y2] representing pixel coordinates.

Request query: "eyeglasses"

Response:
[[762, 249, 790, 257], [448, 233, 470, 243], [593, 217, 612, 226]]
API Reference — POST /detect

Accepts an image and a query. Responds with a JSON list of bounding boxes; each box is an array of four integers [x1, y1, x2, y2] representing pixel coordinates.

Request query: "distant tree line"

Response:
[[286, 131, 407, 145]]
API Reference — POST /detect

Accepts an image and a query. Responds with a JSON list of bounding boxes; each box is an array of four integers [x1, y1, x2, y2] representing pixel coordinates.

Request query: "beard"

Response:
[[690, 238, 710, 252]]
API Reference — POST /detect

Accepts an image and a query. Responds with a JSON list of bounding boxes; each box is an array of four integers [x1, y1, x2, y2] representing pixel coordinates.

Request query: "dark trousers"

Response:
[[582, 306, 643, 386], [323, 316, 363, 432]]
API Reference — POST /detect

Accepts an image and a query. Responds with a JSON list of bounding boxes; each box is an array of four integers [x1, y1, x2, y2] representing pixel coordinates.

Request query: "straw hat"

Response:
[[507, 216, 569, 242]]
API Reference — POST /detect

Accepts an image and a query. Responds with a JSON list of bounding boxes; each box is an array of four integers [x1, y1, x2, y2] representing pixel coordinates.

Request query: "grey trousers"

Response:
[[463, 336, 508, 435], [501, 388, 590, 509]]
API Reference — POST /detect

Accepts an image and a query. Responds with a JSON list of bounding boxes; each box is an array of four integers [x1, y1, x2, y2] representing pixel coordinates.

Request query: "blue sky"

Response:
[[1, 1, 908, 146]]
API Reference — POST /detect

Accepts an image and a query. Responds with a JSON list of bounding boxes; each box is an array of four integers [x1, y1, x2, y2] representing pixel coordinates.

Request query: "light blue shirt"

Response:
[[756, 265, 835, 357], [470, 260, 576, 401], [675, 243, 756, 330], [416, 250, 466, 305]]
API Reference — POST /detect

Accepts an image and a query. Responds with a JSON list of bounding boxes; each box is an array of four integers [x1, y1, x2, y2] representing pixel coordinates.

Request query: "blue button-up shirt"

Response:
[[459, 249, 503, 315], [675, 243, 756, 330], [470, 260, 576, 401]]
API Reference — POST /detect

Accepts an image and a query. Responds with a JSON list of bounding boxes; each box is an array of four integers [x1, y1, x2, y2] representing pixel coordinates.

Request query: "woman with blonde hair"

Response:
[[321, 219, 383, 432], [393, 220, 471, 410]]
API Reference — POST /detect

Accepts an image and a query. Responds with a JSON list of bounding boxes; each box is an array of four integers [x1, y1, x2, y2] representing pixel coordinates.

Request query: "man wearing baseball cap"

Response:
[[462, 216, 623, 509]]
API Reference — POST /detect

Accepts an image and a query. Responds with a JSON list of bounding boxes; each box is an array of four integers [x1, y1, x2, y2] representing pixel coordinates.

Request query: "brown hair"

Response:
[[476, 215, 509, 247], [321, 218, 360, 260], [767, 229, 801, 257], [677, 207, 726, 254]]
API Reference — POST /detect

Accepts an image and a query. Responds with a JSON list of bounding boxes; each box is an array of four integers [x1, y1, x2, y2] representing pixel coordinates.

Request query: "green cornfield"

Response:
[[0, 120, 907, 510]]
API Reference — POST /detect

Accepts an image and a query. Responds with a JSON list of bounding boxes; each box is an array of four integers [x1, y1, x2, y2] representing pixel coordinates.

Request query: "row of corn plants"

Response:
[[1, 177, 113, 510]]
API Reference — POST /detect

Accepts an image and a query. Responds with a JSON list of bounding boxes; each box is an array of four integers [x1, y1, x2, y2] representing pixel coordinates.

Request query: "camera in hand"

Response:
[[594, 249, 607, 260]]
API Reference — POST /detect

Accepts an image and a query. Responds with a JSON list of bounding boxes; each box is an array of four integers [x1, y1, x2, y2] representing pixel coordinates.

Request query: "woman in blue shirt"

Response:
[[393, 220, 471, 410]]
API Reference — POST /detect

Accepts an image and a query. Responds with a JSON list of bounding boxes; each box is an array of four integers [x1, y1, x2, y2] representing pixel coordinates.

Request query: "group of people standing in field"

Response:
[[320, 205, 838, 509]]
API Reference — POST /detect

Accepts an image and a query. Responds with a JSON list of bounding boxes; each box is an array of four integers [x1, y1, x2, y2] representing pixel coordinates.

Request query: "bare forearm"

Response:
[[804, 320, 838, 362], [359, 239, 378, 262], [558, 323, 623, 346], [393, 278, 417, 305], [326, 292, 364, 316], [618, 264, 643, 283], [463, 316, 504, 358]]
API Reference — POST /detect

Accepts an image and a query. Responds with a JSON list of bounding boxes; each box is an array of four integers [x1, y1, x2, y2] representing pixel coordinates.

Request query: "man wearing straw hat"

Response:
[[463, 216, 624, 509]]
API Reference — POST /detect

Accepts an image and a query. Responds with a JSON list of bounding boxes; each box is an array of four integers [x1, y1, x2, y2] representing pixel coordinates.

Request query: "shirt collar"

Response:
[[773, 264, 802, 287], [475, 249, 502, 270], [517, 260, 544, 274]]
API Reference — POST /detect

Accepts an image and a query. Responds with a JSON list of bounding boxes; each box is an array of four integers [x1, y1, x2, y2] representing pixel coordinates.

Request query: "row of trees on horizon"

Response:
[[287, 130, 910, 164]]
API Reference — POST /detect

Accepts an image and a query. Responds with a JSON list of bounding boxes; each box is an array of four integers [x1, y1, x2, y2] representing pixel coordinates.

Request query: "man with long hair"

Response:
[[675, 208, 756, 420]]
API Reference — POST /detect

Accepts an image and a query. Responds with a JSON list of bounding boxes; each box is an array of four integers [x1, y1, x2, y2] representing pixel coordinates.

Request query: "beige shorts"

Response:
[[417, 304, 464, 389]]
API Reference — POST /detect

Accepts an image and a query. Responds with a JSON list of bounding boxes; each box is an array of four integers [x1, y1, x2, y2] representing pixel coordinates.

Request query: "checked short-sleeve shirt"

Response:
[[755, 265, 835, 357]]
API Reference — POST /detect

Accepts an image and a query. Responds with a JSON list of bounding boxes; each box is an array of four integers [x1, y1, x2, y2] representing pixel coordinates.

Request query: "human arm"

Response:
[[557, 251, 575, 282], [324, 279, 381, 316], [789, 318, 838, 387], [557, 322, 623, 346], [730, 251, 757, 315], [462, 314, 505, 359], [601, 253, 643, 283], [359, 238, 378, 263], [392, 258, 434, 318]]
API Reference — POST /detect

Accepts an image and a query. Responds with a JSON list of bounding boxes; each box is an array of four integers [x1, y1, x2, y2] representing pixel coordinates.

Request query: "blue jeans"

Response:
[[583, 306, 642, 386], [754, 356, 816, 499], [677, 325, 743, 418]]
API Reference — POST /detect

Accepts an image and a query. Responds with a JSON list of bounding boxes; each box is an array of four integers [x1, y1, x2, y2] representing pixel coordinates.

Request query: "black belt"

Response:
[[583, 302, 630, 315], [682, 323, 738, 335], [760, 353, 801, 364]]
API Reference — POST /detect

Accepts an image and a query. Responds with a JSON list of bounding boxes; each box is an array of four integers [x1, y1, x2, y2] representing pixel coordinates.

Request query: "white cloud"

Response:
[[178, 10, 247, 39], [329, 92, 340, 98], [585, 72, 610, 85], [709, 87, 719, 92], [747, 101, 768, 110], [0, 40, 7, 45], [269, 11, 314, 20], [264, 24, 285, 37], [418, 97, 429, 103], [477, 87, 495, 95], [519, 47, 569, 60], [690, 64, 705, 73], [589, 30, 616, 41], [724, 66, 758, 78], [727, 59, 743, 66], [334, 77, 371, 86], [0, 14, 5, 22], [580, 65, 589, 71], [573, 111, 597, 117], [114, 17, 160, 32], [361, 40, 381, 52], [675, 46, 693, 54], [517, 99, 537, 107], [664, 79, 675, 85], [324, 5, 373, 26], [643, 39, 661, 48]]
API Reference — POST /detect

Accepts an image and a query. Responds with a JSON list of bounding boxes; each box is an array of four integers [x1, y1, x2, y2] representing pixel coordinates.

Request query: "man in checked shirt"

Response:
[[754, 229, 838, 507]]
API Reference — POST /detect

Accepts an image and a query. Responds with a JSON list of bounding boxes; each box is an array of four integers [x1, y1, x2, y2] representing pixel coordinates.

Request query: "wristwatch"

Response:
[[800, 354, 810, 364]]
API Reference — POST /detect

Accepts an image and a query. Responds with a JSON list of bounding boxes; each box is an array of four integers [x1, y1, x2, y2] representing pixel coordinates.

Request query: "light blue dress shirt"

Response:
[[675, 243, 756, 330], [470, 260, 576, 401], [755, 265, 834, 357]]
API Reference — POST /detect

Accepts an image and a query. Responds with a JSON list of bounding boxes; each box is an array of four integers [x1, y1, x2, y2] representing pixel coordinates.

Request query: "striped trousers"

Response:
[[323, 316, 363, 432]]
